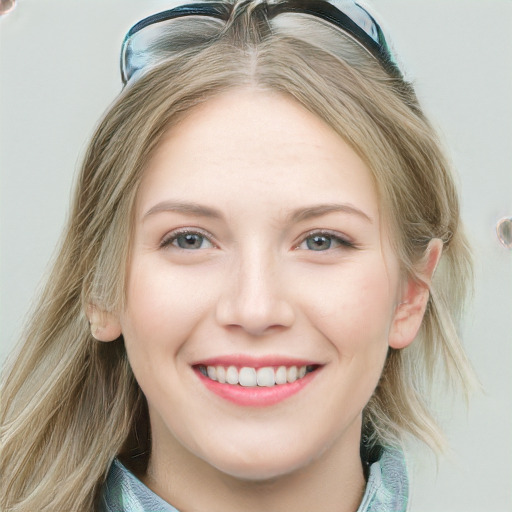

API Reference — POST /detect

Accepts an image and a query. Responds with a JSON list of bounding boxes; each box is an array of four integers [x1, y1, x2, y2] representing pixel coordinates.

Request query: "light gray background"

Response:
[[1, 1, 511, 510]]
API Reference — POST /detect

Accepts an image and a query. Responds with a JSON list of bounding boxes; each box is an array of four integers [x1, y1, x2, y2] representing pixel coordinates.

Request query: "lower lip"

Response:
[[194, 368, 319, 407]]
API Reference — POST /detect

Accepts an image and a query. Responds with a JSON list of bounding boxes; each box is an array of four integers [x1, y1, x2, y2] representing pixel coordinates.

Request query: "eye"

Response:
[[161, 230, 214, 250], [297, 231, 354, 252]]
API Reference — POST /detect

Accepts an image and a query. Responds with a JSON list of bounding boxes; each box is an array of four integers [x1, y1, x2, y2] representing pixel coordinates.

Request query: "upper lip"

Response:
[[192, 354, 322, 369]]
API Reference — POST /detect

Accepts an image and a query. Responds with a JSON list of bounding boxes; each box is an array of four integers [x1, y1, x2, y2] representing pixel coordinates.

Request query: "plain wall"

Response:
[[1, 1, 511, 510]]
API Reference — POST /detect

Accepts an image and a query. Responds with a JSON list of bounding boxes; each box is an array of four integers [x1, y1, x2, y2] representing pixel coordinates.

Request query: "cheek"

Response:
[[119, 259, 218, 366], [295, 258, 397, 352]]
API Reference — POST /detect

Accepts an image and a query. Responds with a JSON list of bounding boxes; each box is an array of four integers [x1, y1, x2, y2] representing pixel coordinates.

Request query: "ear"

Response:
[[388, 239, 443, 349], [86, 305, 122, 342]]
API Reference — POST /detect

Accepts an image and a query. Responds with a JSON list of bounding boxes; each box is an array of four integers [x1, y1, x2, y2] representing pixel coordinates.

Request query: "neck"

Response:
[[143, 420, 366, 512]]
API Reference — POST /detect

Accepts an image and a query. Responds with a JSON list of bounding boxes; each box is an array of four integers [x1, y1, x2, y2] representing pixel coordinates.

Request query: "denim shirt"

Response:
[[99, 448, 408, 512]]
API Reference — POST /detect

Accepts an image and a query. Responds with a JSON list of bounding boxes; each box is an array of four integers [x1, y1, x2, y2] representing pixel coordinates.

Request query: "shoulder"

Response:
[[99, 459, 179, 512], [99, 448, 408, 512], [357, 447, 409, 512]]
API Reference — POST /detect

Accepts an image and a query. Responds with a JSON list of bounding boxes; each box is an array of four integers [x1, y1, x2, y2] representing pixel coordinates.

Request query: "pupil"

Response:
[[178, 234, 202, 249], [307, 235, 331, 251]]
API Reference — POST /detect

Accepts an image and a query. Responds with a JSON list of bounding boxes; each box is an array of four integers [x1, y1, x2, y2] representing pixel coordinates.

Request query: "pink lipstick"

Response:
[[192, 355, 321, 407]]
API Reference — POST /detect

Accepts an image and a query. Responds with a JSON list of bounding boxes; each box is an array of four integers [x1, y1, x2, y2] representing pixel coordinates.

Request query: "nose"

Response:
[[215, 250, 295, 336]]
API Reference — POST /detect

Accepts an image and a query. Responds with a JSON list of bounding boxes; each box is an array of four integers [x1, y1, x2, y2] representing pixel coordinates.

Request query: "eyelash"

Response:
[[159, 228, 216, 250], [160, 228, 355, 252], [295, 230, 356, 252]]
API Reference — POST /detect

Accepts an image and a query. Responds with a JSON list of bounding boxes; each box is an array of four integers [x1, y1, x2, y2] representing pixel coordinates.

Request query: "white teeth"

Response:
[[202, 364, 313, 387], [226, 365, 239, 385], [287, 366, 298, 383], [207, 366, 217, 381], [256, 367, 275, 387], [239, 367, 257, 387], [216, 365, 226, 383], [275, 366, 287, 385]]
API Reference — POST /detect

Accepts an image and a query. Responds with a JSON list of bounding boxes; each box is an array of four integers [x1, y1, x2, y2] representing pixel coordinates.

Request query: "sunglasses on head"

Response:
[[120, 0, 401, 85]]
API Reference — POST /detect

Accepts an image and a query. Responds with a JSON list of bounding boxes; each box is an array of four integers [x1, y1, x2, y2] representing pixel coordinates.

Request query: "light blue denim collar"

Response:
[[100, 448, 408, 512]]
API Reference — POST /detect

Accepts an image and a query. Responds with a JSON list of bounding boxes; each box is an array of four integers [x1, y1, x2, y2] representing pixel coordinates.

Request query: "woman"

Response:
[[0, 1, 475, 510]]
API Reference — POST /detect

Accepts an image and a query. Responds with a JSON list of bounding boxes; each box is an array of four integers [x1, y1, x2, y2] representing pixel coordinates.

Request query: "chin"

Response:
[[215, 462, 302, 483], [204, 445, 319, 482]]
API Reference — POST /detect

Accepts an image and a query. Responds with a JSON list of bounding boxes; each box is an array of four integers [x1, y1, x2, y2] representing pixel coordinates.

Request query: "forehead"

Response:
[[136, 88, 380, 225]]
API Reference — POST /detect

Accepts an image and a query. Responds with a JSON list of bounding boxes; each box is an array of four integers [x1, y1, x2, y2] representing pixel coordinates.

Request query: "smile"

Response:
[[193, 359, 322, 407], [197, 364, 318, 387]]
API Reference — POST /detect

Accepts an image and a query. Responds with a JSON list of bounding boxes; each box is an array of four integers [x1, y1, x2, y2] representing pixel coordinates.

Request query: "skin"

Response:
[[93, 88, 441, 512]]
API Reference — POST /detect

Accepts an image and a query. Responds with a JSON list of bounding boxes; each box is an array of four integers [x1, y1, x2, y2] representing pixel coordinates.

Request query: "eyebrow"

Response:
[[287, 203, 373, 224], [143, 200, 373, 224], [143, 201, 224, 220]]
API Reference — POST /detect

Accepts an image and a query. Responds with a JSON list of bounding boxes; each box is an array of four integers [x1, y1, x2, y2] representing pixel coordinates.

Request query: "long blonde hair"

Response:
[[1, 1, 475, 510]]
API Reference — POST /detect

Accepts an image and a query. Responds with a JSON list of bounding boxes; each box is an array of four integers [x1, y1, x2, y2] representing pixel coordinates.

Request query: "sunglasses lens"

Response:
[[330, 0, 380, 44], [122, 15, 225, 83], [121, 1, 399, 84]]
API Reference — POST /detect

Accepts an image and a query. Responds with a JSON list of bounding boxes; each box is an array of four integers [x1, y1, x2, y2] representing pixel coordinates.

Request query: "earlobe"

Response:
[[388, 239, 443, 350], [86, 305, 122, 342]]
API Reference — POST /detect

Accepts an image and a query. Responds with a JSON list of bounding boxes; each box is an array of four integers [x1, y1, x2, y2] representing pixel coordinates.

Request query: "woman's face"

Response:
[[115, 88, 410, 480]]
